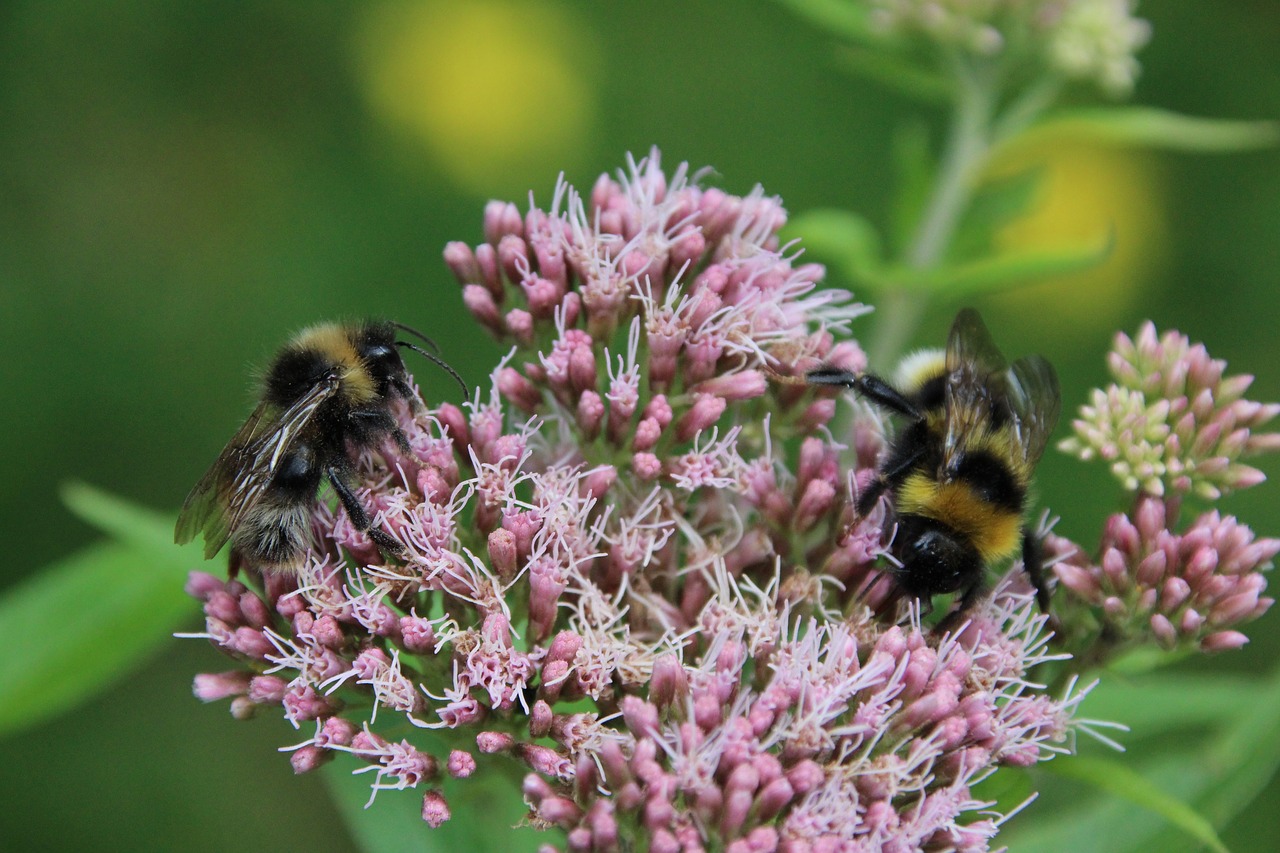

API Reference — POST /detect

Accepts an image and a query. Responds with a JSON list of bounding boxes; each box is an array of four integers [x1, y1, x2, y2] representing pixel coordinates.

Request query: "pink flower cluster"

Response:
[[1052, 496, 1277, 652], [524, 581, 1083, 852], [186, 150, 1090, 850], [1060, 321, 1280, 499]]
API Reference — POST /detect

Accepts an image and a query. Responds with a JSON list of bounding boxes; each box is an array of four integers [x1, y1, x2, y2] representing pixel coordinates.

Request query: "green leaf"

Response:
[[832, 45, 951, 103], [0, 542, 195, 736], [787, 208, 883, 286], [1004, 664, 1280, 852], [1105, 644, 1194, 677], [323, 758, 546, 853], [770, 0, 876, 43], [1194, 660, 1280, 831], [1024, 107, 1280, 153], [1044, 756, 1228, 853], [873, 230, 1112, 295], [1081, 673, 1266, 738], [0, 484, 202, 736], [951, 165, 1045, 260], [61, 481, 182, 557]]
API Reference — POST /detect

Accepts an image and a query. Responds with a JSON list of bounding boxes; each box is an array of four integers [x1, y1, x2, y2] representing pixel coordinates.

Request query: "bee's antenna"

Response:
[[389, 322, 442, 354], [396, 341, 470, 399]]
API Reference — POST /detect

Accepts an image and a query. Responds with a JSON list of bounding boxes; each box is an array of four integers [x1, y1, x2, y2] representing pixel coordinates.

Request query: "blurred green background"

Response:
[[1, 1, 1277, 850]]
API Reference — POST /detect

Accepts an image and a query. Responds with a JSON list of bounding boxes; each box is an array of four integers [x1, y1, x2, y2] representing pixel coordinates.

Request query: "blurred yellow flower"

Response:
[[354, 1, 596, 195], [987, 135, 1168, 335]]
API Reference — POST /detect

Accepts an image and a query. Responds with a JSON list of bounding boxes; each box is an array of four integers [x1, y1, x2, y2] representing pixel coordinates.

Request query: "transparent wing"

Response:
[[175, 400, 275, 558], [174, 379, 337, 559], [1005, 354, 1061, 467], [941, 309, 1007, 471]]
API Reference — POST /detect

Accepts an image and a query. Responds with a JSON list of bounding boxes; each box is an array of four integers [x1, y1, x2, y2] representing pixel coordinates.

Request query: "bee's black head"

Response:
[[892, 515, 983, 600], [354, 322, 409, 392]]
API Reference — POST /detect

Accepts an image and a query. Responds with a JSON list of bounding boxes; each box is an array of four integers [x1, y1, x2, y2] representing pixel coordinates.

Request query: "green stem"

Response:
[[868, 59, 997, 368]]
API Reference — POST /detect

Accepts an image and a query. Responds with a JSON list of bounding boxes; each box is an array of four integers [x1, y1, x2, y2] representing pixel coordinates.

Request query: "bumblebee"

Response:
[[175, 320, 466, 572], [807, 309, 1060, 615]]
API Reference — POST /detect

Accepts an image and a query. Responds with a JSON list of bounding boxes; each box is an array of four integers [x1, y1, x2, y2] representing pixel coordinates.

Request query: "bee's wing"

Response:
[[941, 309, 1008, 468], [175, 399, 276, 558], [174, 379, 338, 559], [1005, 354, 1061, 468]]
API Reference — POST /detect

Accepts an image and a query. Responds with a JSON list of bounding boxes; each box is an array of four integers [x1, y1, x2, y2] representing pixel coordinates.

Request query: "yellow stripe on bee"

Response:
[[895, 348, 946, 394], [897, 472, 1023, 564], [292, 323, 378, 403]]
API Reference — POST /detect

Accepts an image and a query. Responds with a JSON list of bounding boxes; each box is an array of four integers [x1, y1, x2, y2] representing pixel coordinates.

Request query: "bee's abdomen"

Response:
[[897, 471, 1023, 565], [952, 450, 1024, 512], [233, 499, 313, 571]]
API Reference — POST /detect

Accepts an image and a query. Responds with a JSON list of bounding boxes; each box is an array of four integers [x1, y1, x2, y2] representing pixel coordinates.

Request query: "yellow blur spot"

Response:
[[354, 1, 596, 194], [986, 136, 1168, 335]]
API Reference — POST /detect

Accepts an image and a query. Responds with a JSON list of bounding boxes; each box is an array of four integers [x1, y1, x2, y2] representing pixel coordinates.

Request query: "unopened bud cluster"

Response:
[[868, 0, 1151, 94], [1060, 321, 1280, 499]]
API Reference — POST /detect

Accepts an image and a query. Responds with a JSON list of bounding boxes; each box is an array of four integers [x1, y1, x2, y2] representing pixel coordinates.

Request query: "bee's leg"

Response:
[[351, 408, 415, 456], [1022, 528, 1052, 614], [391, 428, 413, 455], [936, 578, 986, 635], [326, 468, 404, 557], [389, 375, 427, 415], [806, 368, 923, 421], [857, 442, 926, 517]]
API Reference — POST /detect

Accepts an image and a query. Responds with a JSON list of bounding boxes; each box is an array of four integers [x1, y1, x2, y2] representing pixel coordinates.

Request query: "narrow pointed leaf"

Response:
[[0, 484, 204, 736], [61, 480, 182, 556], [1044, 756, 1227, 853], [1026, 107, 1280, 152], [874, 231, 1112, 295], [1080, 673, 1264, 737], [0, 541, 195, 736]]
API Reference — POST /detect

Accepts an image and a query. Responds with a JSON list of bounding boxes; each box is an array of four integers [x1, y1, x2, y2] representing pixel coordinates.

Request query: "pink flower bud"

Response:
[[446, 750, 476, 779], [476, 731, 515, 753], [691, 370, 768, 402], [675, 394, 727, 441], [648, 654, 689, 709], [230, 627, 274, 659], [290, 745, 331, 774], [484, 200, 523, 244], [505, 309, 534, 346], [633, 452, 662, 480], [185, 571, 225, 601], [1201, 631, 1249, 652], [192, 671, 251, 702], [248, 675, 288, 704], [421, 789, 451, 828], [633, 417, 663, 452], [621, 695, 661, 738], [577, 390, 606, 438], [1055, 562, 1102, 601], [1150, 613, 1177, 648]]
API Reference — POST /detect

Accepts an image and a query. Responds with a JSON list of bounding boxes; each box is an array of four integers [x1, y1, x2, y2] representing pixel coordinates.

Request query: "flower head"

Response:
[[186, 150, 1098, 850], [1052, 496, 1277, 651], [1060, 321, 1280, 499], [868, 0, 1150, 95]]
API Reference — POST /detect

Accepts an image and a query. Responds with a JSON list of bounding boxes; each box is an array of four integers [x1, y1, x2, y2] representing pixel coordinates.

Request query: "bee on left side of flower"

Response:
[[175, 320, 468, 573]]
